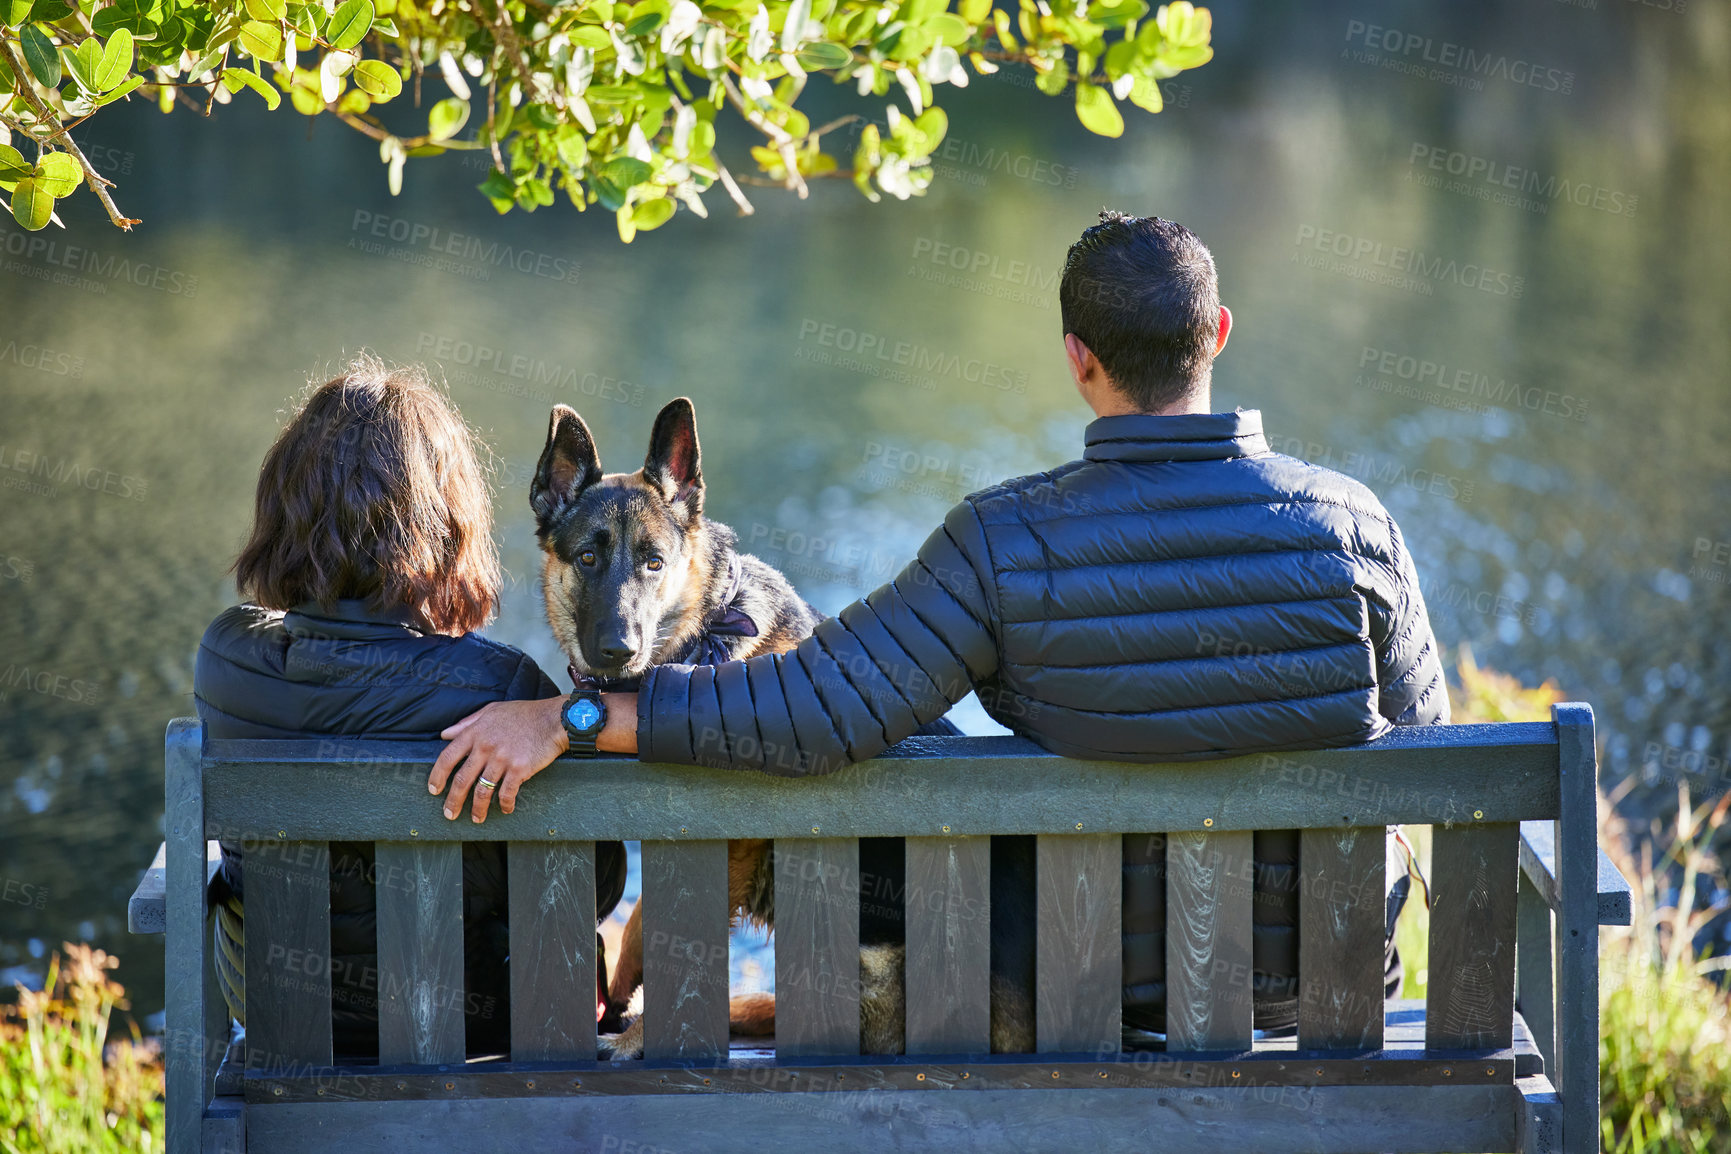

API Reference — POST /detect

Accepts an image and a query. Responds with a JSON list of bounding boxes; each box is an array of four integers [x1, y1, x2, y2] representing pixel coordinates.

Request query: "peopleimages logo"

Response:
[[1343, 19, 1574, 95], [1357, 346, 1588, 422], [1407, 144, 1637, 217], [348, 211, 582, 285], [1294, 225, 1525, 298]]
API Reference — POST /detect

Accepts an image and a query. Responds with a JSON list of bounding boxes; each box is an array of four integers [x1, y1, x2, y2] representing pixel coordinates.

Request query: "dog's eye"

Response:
[[646, 556, 664, 572], [578, 550, 597, 567]]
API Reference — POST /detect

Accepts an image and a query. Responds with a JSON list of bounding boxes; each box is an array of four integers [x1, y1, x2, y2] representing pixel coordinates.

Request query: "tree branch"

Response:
[[0, 34, 139, 229]]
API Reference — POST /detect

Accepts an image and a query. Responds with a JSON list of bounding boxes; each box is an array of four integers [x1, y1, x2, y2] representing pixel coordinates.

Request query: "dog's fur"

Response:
[[530, 399, 1034, 1057]]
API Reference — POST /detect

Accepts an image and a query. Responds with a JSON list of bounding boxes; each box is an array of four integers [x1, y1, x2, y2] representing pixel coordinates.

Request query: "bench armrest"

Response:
[[1518, 819, 1632, 927], [128, 840, 223, 934]]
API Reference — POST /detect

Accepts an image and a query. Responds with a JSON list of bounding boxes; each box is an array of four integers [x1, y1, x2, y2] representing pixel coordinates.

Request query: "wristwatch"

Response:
[[561, 685, 606, 757]]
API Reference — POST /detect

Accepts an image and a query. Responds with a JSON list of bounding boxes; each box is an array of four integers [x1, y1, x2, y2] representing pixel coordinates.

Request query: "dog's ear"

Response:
[[531, 405, 602, 525], [643, 397, 703, 516]]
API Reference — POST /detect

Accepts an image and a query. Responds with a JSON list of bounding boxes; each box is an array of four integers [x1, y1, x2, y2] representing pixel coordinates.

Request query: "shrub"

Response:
[[0, 943, 164, 1154]]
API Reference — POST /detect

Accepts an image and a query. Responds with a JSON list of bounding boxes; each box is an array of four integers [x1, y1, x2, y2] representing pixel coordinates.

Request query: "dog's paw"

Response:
[[599, 1016, 644, 1061]]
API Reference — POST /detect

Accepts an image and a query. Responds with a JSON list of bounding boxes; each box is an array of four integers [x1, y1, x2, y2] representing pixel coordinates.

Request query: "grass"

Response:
[[0, 943, 163, 1154]]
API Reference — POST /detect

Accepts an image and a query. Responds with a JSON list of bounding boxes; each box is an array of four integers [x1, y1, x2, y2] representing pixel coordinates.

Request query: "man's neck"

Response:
[[1089, 386, 1213, 418]]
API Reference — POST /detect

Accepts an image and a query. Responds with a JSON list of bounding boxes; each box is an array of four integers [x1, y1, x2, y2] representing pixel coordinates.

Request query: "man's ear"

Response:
[[1214, 305, 1232, 357], [1063, 332, 1096, 388], [531, 405, 602, 527], [643, 397, 703, 517]]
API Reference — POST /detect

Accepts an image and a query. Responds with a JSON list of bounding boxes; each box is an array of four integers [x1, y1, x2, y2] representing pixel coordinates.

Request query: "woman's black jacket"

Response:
[[194, 599, 625, 1058]]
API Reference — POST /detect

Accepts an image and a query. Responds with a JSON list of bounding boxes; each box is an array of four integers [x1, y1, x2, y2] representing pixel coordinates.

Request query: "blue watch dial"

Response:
[[565, 697, 603, 733]]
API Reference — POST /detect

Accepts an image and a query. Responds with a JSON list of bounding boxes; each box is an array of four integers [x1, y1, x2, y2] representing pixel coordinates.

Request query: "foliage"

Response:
[[0, 0, 1214, 236], [1399, 651, 1731, 1152], [0, 943, 164, 1154], [1598, 785, 1731, 1153]]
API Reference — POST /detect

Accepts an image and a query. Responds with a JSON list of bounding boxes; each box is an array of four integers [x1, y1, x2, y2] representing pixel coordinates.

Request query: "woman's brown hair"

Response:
[[234, 356, 500, 635]]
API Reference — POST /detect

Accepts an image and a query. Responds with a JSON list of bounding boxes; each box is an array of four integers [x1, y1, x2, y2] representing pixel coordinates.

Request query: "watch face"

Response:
[[566, 697, 603, 734]]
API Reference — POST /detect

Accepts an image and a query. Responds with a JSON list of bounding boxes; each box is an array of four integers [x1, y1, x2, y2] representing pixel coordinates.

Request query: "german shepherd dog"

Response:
[[529, 398, 1036, 1058]]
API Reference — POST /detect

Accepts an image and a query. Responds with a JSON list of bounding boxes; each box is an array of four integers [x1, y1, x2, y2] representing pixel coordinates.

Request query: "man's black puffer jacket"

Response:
[[195, 600, 627, 1058], [638, 410, 1447, 1034]]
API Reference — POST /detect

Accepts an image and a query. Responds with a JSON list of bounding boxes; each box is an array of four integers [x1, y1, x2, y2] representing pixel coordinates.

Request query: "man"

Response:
[[431, 211, 1448, 1035]]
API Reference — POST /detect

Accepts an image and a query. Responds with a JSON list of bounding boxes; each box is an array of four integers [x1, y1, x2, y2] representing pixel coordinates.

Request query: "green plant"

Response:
[[0, 942, 164, 1154], [1598, 784, 1731, 1153], [0, 0, 1214, 237]]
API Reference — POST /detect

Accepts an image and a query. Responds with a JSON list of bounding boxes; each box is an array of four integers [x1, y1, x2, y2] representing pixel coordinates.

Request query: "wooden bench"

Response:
[[130, 703, 1630, 1154]]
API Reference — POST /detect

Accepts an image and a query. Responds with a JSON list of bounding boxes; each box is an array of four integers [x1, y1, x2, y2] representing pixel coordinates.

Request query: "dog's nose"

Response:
[[596, 637, 637, 666]]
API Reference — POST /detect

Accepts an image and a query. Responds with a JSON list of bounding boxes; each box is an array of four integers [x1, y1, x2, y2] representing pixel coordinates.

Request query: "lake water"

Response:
[[2, 0, 1727, 1019]]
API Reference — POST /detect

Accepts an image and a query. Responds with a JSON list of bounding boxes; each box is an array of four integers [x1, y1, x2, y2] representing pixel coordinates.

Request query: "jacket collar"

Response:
[[1083, 409, 1269, 463], [283, 599, 430, 640]]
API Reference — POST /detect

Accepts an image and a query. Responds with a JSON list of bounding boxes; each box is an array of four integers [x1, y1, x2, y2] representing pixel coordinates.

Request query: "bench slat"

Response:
[[1166, 829, 1254, 1051], [1552, 702, 1600, 1153], [1426, 822, 1519, 1050], [244, 840, 333, 1069], [904, 836, 991, 1054], [642, 840, 731, 1060], [508, 842, 597, 1061], [1516, 870, 1556, 1077], [1299, 826, 1387, 1050], [775, 838, 860, 1056], [201, 725, 1564, 842], [375, 842, 466, 1065], [1036, 834, 1122, 1052]]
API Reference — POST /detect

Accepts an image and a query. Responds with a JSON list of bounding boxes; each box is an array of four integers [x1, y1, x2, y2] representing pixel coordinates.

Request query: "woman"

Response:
[[194, 356, 625, 1059]]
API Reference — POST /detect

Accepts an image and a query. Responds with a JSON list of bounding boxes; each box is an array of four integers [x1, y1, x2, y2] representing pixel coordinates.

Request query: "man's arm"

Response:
[[1368, 517, 1449, 727], [638, 500, 1001, 774], [430, 500, 1001, 818]]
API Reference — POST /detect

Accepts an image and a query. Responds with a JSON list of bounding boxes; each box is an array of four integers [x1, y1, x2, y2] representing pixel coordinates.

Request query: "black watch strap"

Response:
[[561, 685, 605, 758]]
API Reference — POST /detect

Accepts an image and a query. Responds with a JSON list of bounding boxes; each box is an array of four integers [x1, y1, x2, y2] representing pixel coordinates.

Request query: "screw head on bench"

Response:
[[1051, 1071, 1060, 1079], [277, 830, 286, 838], [548, 828, 557, 836], [1442, 1068, 1452, 1078], [1485, 1067, 1495, 1076], [409, 829, 418, 837], [1473, 810, 1484, 820], [1203, 818, 1214, 828], [272, 1086, 283, 1097], [942, 825, 951, 833], [1076, 822, 1084, 830], [526, 1081, 535, 1089], [812, 825, 820, 834], [917, 1072, 926, 1081]]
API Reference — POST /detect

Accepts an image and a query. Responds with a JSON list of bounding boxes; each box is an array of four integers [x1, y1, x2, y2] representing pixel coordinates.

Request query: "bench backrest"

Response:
[[161, 704, 1601, 1150]]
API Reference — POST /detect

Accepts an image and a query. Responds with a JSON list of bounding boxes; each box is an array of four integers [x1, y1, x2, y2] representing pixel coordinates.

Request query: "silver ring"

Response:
[[477, 776, 498, 791]]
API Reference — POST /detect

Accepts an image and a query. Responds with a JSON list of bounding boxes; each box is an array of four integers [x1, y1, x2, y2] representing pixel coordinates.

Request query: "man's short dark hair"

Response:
[[1059, 211, 1221, 412]]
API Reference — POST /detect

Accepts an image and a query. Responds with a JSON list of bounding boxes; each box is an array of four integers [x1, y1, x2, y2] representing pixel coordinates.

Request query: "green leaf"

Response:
[[632, 195, 674, 231], [2, 0, 32, 27], [244, 0, 285, 19], [325, 0, 371, 50], [67, 36, 100, 90], [568, 24, 610, 48], [1033, 55, 1067, 96], [370, 17, 397, 36], [599, 155, 651, 188], [0, 144, 31, 181], [10, 177, 52, 229], [30, 0, 74, 20], [912, 105, 946, 151], [352, 58, 399, 98], [95, 27, 133, 89], [1125, 73, 1162, 113], [20, 23, 60, 87], [1074, 80, 1122, 137], [779, 0, 810, 51], [31, 150, 79, 196], [956, 0, 988, 22], [428, 95, 468, 140], [220, 65, 281, 107], [896, 0, 945, 25], [94, 71, 143, 104], [794, 40, 850, 69], [238, 20, 282, 60], [925, 12, 968, 46]]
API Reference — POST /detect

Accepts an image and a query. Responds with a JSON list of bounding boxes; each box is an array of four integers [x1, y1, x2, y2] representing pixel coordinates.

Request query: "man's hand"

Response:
[[430, 697, 568, 822]]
